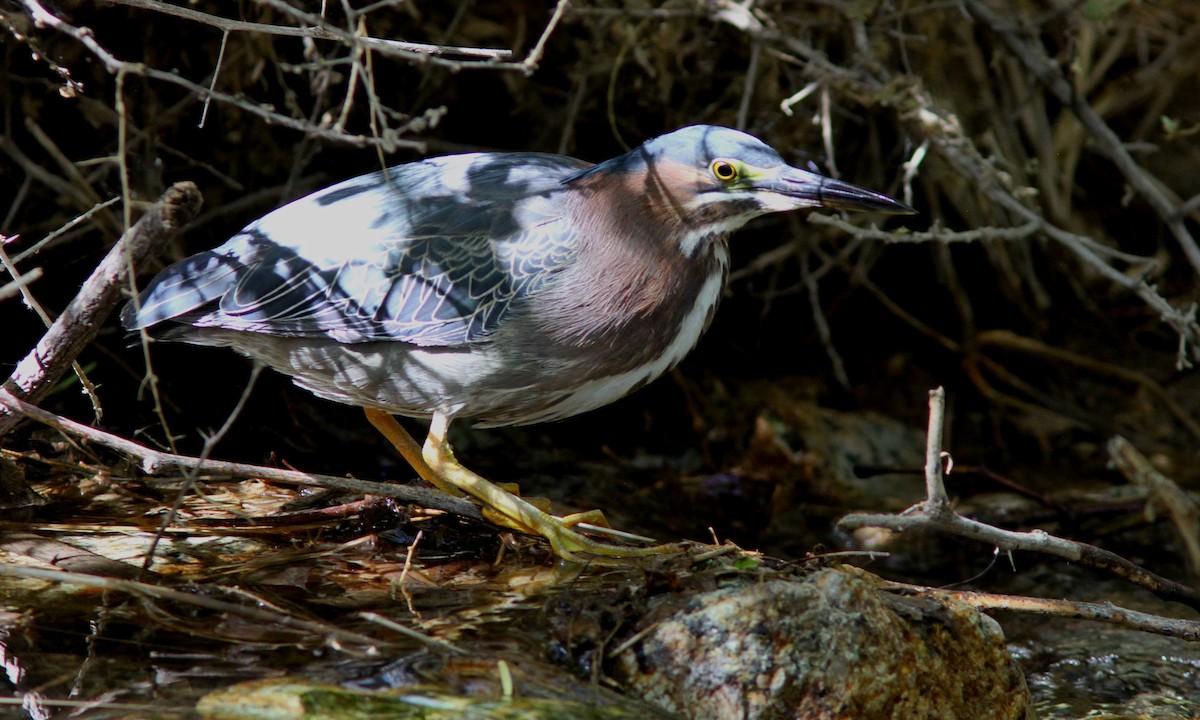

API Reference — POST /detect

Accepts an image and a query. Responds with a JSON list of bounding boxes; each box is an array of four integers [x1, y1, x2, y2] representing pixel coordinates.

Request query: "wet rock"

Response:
[[613, 567, 1030, 720]]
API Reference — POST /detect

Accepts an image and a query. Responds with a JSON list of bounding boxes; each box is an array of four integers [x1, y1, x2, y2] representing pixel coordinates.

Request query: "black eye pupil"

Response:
[[715, 162, 735, 180]]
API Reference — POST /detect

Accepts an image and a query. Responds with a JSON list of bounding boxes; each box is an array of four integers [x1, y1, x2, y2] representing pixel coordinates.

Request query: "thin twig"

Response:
[[359, 611, 465, 655], [0, 266, 42, 302], [922, 387, 948, 509], [719, 7, 1200, 369], [1108, 436, 1200, 579], [11, 198, 122, 265], [108, 0, 513, 61], [736, 40, 761, 130], [140, 364, 265, 572], [0, 182, 203, 436], [841, 504, 1200, 611], [254, 0, 523, 71], [197, 29, 229, 129], [962, 0, 1200, 277], [977, 330, 1200, 442], [0, 564, 386, 651], [838, 388, 1200, 612], [799, 249, 850, 388], [18, 0, 426, 152], [0, 387, 483, 521], [808, 215, 1043, 245], [884, 582, 1200, 642], [23, 117, 117, 234], [523, 0, 570, 74]]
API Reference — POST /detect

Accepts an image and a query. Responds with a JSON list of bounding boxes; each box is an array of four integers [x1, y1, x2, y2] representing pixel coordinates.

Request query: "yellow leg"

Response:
[[364, 407, 458, 494], [364, 408, 680, 562]]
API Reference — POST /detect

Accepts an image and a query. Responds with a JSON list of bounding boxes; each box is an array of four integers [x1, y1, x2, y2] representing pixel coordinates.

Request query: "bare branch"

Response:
[[885, 583, 1200, 642], [1108, 436, 1200, 578], [0, 387, 483, 521], [17, 0, 428, 151], [962, 0, 1200, 277], [0, 266, 43, 303], [0, 564, 386, 651], [0, 182, 203, 436], [107, 0, 514, 61], [839, 388, 1200, 612]]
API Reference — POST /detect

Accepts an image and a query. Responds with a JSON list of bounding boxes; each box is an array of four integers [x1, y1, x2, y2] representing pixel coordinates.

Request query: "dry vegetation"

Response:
[[4, 1, 1200, 453], [2, 0, 1200, 714]]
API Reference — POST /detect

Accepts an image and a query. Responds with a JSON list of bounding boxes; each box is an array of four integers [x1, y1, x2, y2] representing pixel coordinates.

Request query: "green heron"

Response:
[[123, 125, 912, 561]]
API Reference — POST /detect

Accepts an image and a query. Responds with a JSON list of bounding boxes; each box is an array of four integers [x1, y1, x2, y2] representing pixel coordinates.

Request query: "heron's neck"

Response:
[[537, 193, 730, 348]]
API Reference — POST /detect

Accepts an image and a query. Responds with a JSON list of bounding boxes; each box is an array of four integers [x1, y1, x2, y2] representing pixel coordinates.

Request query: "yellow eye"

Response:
[[710, 159, 738, 182]]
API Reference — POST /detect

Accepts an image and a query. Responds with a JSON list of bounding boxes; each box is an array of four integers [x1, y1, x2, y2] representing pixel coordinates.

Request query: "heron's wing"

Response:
[[123, 153, 589, 346]]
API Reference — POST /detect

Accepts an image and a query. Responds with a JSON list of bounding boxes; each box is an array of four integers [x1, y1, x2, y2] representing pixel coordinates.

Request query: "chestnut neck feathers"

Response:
[[531, 161, 731, 350]]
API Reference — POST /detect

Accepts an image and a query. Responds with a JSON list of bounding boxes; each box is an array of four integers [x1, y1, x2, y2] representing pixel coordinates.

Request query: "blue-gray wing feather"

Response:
[[123, 153, 588, 346]]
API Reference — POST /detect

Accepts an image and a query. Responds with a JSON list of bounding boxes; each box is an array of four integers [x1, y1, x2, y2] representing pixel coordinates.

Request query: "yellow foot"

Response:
[[482, 485, 669, 558], [558, 509, 609, 528], [364, 408, 683, 563], [494, 482, 555, 515], [482, 505, 678, 561]]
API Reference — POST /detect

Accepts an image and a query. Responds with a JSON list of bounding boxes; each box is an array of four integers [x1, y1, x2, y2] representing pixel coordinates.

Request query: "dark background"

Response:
[[4, 0, 1200, 553]]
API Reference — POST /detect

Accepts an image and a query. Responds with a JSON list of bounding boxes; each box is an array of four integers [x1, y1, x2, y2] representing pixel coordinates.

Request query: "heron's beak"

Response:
[[775, 166, 916, 214]]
